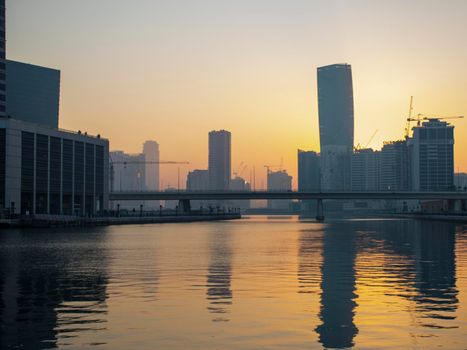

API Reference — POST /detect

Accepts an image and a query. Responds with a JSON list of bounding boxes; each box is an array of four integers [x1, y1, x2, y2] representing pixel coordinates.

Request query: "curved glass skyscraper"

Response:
[[317, 64, 354, 191]]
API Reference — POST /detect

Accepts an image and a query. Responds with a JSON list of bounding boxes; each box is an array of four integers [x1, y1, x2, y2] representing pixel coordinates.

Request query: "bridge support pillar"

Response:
[[178, 199, 191, 214], [316, 198, 324, 221]]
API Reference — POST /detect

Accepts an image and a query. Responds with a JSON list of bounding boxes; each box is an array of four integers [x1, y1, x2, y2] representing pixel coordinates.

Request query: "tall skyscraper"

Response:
[[208, 130, 231, 191], [408, 119, 454, 191], [143, 140, 160, 191], [6, 60, 61, 128], [317, 63, 354, 191], [0, 0, 6, 118]]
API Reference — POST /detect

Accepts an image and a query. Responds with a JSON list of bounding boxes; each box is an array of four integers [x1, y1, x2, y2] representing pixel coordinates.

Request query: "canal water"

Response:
[[0, 217, 466, 349]]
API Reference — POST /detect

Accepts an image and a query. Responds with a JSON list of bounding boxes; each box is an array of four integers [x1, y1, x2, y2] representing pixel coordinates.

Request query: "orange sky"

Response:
[[7, 0, 467, 189]]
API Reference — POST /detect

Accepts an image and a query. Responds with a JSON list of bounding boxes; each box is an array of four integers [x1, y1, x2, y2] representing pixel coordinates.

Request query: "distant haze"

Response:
[[7, 0, 467, 188]]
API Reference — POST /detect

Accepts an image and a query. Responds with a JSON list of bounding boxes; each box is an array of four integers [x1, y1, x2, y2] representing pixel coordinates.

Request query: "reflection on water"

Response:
[[315, 223, 359, 348], [0, 218, 466, 349], [206, 228, 233, 322], [0, 229, 109, 349]]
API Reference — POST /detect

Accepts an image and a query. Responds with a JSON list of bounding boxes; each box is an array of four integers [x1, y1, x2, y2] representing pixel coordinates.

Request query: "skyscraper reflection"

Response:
[[315, 223, 359, 349], [206, 228, 233, 322], [373, 220, 459, 326], [0, 228, 109, 349]]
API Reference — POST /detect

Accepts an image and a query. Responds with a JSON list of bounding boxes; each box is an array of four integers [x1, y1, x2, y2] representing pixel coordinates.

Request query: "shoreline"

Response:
[[0, 213, 242, 228]]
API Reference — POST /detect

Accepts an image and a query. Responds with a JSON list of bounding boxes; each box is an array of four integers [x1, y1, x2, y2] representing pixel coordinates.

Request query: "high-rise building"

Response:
[[208, 130, 231, 190], [317, 63, 354, 191], [110, 151, 146, 192], [351, 149, 380, 191], [298, 150, 321, 192], [408, 119, 454, 191], [267, 170, 292, 210], [0, 0, 5, 118], [187, 169, 209, 191], [0, 118, 109, 215], [379, 141, 410, 191], [6, 60, 61, 128], [143, 140, 159, 191]]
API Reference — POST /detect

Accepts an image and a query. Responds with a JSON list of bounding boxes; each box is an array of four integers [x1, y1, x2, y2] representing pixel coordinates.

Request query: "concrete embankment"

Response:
[[0, 213, 242, 228]]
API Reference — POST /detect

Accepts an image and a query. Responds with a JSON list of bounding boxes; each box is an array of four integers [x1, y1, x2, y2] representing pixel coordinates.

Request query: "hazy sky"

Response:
[[7, 0, 467, 188]]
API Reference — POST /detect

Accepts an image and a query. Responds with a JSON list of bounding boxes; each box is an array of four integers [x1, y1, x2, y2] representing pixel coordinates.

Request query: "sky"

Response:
[[7, 0, 467, 189]]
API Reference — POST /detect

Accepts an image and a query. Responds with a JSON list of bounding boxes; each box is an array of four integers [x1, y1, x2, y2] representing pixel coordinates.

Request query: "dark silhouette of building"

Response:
[[0, 0, 5, 118], [317, 63, 354, 191], [208, 130, 231, 191], [6, 60, 60, 129], [408, 119, 455, 191]]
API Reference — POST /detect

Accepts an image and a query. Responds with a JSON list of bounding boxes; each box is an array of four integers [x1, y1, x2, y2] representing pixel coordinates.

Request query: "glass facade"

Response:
[[0, 128, 5, 209], [0, 0, 5, 116], [14, 130, 107, 216], [21, 132, 34, 214]]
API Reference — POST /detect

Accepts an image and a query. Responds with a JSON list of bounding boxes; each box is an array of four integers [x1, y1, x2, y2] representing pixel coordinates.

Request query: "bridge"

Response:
[[109, 191, 467, 221]]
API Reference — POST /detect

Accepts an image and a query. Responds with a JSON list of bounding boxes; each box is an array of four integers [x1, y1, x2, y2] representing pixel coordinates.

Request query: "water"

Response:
[[1, 217, 466, 349]]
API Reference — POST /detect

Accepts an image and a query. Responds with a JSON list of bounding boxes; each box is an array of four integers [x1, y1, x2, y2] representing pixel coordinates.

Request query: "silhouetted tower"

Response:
[[208, 130, 231, 190], [143, 140, 160, 191], [317, 64, 354, 191]]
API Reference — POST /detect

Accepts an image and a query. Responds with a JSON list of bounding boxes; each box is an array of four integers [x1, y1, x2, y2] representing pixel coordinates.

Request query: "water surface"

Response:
[[1, 217, 466, 349]]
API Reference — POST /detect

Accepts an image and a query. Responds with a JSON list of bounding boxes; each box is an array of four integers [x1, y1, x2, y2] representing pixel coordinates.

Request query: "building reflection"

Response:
[[374, 220, 459, 326], [300, 219, 459, 348], [0, 228, 109, 349], [206, 228, 233, 322], [314, 223, 359, 349]]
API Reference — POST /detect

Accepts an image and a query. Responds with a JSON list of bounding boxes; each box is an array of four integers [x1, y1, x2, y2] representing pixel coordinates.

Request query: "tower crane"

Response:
[[404, 96, 417, 138], [109, 160, 189, 192], [417, 114, 464, 122]]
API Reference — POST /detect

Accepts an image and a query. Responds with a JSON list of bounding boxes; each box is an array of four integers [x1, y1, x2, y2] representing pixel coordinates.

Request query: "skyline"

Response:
[[7, 0, 467, 188]]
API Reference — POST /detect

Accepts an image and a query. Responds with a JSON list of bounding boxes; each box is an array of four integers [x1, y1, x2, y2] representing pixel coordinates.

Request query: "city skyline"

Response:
[[6, 0, 467, 188]]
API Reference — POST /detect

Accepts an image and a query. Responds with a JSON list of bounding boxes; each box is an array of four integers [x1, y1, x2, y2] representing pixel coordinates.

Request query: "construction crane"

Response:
[[364, 129, 379, 149], [355, 129, 379, 151], [404, 96, 417, 138], [263, 165, 282, 175], [109, 160, 189, 192], [417, 114, 464, 122]]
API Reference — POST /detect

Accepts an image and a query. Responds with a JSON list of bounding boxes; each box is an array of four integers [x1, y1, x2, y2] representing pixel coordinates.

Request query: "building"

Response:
[[186, 169, 209, 191], [379, 141, 410, 191], [267, 170, 292, 210], [298, 150, 321, 192], [455, 173, 467, 190], [297, 150, 320, 211], [351, 149, 380, 191], [110, 151, 146, 210], [143, 140, 159, 191], [408, 119, 454, 191], [0, 0, 5, 118], [230, 176, 251, 210], [0, 118, 109, 215], [110, 151, 146, 192], [317, 63, 354, 191], [186, 169, 209, 210], [208, 130, 231, 190], [6, 60, 60, 128], [142, 140, 160, 209]]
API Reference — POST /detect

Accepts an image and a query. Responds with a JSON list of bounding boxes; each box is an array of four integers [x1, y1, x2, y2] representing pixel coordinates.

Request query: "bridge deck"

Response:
[[109, 191, 467, 201]]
